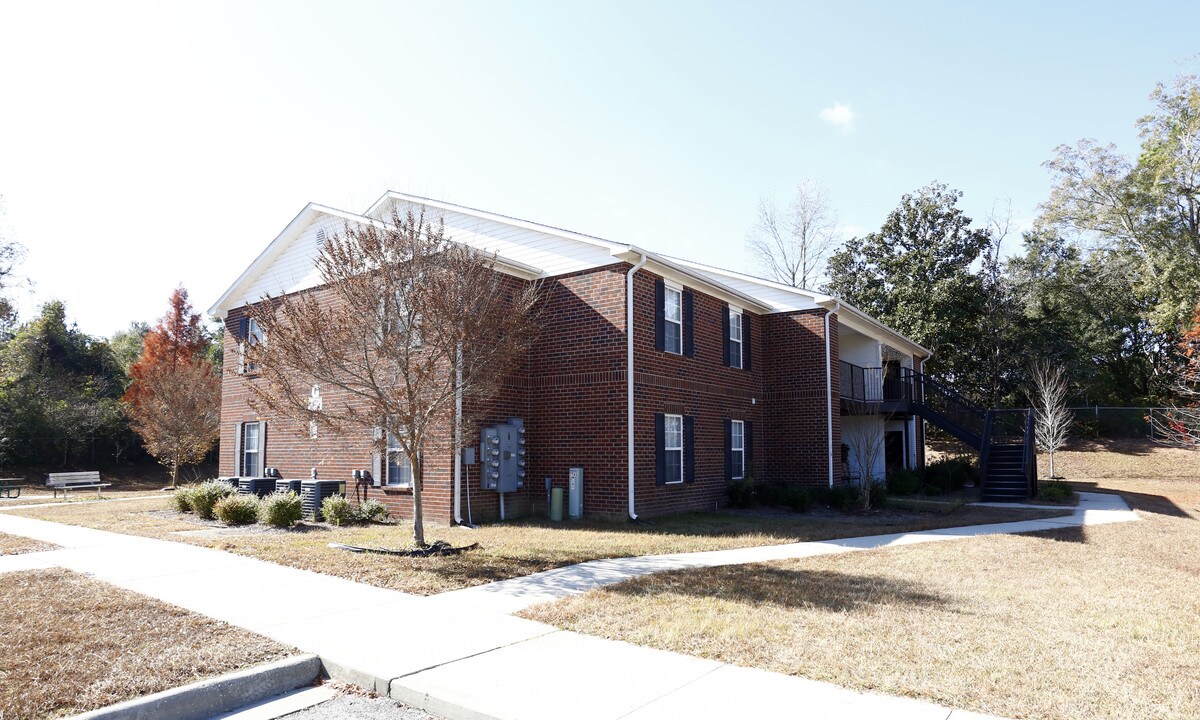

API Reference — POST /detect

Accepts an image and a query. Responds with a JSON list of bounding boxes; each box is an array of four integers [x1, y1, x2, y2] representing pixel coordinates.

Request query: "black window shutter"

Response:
[[654, 413, 666, 485], [721, 303, 730, 367], [743, 313, 752, 371], [654, 279, 665, 352], [724, 419, 733, 481], [238, 316, 249, 342], [682, 290, 695, 357], [745, 421, 754, 477], [684, 416, 696, 483], [260, 422, 267, 475]]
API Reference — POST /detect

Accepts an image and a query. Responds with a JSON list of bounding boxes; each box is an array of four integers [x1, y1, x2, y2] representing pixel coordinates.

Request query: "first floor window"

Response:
[[386, 428, 413, 486], [240, 421, 262, 476], [664, 414, 683, 484], [731, 419, 745, 479]]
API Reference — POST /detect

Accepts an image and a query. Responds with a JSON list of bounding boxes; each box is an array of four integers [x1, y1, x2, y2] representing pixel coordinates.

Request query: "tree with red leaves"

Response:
[[123, 287, 220, 487], [1148, 305, 1200, 449]]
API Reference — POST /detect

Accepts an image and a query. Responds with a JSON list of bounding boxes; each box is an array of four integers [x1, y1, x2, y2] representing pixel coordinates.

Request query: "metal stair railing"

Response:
[[909, 370, 987, 449]]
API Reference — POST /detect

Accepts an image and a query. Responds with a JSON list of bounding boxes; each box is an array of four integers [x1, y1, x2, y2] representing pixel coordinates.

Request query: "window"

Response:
[[729, 308, 743, 369], [664, 414, 683, 484], [379, 287, 422, 348], [386, 428, 413, 487], [664, 286, 682, 355], [731, 420, 745, 480], [239, 317, 265, 374], [240, 422, 262, 476]]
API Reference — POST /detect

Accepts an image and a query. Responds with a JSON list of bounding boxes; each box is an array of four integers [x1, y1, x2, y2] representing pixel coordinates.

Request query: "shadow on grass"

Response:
[[1065, 438, 1155, 456], [1068, 481, 1192, 519], [610, 565, 953, 613], [1027, 524, 1089, 544]]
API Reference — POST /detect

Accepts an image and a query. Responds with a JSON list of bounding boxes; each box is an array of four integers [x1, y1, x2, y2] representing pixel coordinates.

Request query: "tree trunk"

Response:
[[411, 450, 426, 548], [171, 458, 179, 489], [1049, 451, 1056, 480]]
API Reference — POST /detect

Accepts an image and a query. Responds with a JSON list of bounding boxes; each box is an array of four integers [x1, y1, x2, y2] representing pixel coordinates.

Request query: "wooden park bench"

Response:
[[0, 477, 25, 498], [46, 471, 111, 499]]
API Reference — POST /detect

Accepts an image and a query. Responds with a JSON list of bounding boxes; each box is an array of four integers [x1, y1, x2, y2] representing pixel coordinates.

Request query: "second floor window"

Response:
[[729, 308, 743, 369], [664, 286, 682, 354]]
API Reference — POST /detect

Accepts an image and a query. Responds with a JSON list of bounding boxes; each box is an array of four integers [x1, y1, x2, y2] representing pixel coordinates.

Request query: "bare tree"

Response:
[[246, 206, 542, 547], [124, 359, 221, 487], [842, 413, 884, 510], [981, 199, 1016, 408], [746, 180, 840, 289], [1027, 360, 1073, 479]]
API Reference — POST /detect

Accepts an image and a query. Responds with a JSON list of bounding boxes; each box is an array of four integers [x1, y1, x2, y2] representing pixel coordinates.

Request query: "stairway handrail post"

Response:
[[979, 409, 994, 486]]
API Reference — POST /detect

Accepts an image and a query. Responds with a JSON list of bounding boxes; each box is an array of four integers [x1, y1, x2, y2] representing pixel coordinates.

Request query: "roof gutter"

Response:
[[626, 252, 648, 521], [825, 300, 841, 488]]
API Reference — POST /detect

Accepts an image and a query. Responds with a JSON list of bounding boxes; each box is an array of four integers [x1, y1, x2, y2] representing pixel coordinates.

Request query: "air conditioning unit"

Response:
[[216, 477, 241, 489], [238, 477, 277, 498], [275, 479, 303, 496], [301, 479, 346, 521]]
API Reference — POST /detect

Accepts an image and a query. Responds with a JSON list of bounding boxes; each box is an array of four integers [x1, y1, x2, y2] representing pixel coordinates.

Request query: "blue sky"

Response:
[[1, 0, 1196, 336]]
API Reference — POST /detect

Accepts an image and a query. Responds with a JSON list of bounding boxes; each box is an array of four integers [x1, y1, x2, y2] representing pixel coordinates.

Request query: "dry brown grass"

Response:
[[10, 497, 1059, 595], [521, 441, 1200, 720], [0, 569, 293, 720], [0, 532, 56, 556]]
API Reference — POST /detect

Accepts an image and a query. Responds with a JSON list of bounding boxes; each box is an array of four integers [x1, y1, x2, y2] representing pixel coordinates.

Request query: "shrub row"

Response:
[[320, 495, 388, 526], [886, 457, 980, 497], [174, 483, 389, 528], [726, 478, 814, 513]]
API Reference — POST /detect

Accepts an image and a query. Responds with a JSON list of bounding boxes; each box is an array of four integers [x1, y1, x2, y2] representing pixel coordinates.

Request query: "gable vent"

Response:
[[315, 228, 328, 252]]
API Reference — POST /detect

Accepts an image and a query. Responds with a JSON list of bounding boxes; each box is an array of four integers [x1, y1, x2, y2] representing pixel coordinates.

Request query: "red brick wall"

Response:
[[218, 263, 841, 523], [761, 309, 838, 487], [624, 270, 765, 518]]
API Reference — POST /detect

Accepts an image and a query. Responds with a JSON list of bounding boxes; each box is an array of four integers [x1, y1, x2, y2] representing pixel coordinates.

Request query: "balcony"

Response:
[[839, 361, 917, 415]]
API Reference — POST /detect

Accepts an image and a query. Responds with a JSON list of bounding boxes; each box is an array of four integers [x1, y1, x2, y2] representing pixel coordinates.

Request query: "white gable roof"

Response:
[[207, 191, 929, 358]]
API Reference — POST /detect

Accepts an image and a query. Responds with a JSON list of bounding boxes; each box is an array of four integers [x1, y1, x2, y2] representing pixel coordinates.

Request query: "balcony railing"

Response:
[[839, 361, 915, 403]]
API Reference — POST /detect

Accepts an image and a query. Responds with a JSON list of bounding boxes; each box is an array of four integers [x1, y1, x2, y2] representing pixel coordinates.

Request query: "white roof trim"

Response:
[[815, 298, 931, 358], [208, 203, 541, 318], [367, 191, 628, 254], [663, 255, 929, 358], [612, 248, 774, 314]]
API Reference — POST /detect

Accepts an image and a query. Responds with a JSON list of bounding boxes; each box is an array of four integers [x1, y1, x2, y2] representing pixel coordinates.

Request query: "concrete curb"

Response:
[[69, 654, 322, 720]]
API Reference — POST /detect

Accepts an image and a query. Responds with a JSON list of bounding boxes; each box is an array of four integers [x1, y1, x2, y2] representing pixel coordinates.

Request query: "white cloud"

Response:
[[819, 102, 858, 131]]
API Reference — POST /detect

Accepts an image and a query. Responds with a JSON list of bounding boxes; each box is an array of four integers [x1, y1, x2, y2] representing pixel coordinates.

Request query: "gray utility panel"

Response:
[[480, 418, 527, 493], [568, 467, 583, 519]]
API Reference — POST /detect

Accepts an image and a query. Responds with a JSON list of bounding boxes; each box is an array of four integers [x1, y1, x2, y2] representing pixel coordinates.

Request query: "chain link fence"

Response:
[[1068, 407, 1169, 440]]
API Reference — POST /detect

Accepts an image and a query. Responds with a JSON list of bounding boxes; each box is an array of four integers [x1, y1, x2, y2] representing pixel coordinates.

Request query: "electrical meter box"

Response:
[[480, 418, 527, 493], [568, 467, 583, 519]]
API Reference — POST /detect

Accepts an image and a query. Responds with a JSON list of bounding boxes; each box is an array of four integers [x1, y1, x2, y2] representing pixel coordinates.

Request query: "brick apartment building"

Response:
[[209, 192, 931, 523]]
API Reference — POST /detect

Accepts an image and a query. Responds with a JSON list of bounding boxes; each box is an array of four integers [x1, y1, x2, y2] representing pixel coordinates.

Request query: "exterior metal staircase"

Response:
[[840, 362, 1038, 501]]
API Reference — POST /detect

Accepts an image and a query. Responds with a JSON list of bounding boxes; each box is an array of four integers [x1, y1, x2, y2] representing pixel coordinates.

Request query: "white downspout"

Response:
[[627, 253, 648, 520], [825, 301, 841, 488], [453, 343, 467, 526]]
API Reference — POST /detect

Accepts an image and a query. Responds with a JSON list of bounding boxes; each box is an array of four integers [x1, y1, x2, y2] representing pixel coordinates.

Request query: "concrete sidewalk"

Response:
[[0, 493, 1137, 720], [435, 491, 1136, 613]]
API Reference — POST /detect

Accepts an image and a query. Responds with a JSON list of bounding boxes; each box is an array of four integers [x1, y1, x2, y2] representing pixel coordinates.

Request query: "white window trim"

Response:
[[664, 413, 684, 485], [731, 419, 745, 480], [385, 425, 414, 488], [241, 318, 265, 374], [664, 286, 683, 355], [241, 421, 262, 477], [729, 307, 743, 370]]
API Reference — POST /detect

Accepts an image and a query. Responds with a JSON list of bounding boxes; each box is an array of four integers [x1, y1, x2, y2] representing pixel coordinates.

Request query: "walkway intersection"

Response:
[[0, 492, 1136, 720]]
